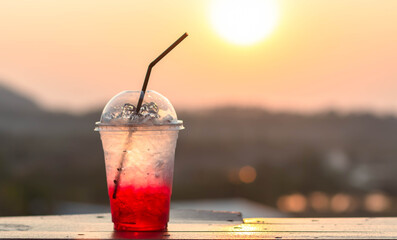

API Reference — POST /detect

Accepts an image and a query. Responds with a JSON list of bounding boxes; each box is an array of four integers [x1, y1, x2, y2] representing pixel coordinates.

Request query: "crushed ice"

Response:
[[105, 102, 174, 125]]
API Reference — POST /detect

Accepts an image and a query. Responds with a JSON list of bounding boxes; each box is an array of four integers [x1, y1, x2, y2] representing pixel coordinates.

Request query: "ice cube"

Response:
[[111, 112, 122, 119], [103, 111, 121, 120], [139, 103, 148, 114], [140, 114, 153, 124], [163, 114, 174, 123], [146, 102, 159, 114], [122, 103, 136, 120], [138, 102, 160, 122]]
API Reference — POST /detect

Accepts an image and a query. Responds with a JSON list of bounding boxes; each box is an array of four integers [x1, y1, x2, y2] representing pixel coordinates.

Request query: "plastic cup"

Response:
[[95, 90, 183, 231]]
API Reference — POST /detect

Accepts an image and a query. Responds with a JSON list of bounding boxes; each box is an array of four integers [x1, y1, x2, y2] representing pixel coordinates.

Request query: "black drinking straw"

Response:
[[136, 32, 189, 114], [112, 32, 188, 199]]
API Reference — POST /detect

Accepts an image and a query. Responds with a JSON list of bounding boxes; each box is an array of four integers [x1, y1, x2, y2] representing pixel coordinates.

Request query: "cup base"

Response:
[[114, 222, 167, 232]]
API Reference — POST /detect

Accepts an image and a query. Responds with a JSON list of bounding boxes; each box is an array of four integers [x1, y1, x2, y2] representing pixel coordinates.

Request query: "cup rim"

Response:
[[94, 121, 184, 132]]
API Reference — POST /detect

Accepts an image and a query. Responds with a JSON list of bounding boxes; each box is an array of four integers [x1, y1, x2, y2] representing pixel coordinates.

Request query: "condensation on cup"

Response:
[[95, 90, 183, 231]]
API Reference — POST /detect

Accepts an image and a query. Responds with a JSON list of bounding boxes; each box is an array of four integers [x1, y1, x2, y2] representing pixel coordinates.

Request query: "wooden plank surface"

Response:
[[0, 210, 396, 239]]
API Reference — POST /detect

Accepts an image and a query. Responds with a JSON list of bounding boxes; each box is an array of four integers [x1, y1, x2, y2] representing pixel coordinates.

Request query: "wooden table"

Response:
[[0, 209, 396, 239]]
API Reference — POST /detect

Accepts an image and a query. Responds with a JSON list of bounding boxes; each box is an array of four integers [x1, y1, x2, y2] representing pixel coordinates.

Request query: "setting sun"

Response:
[[210, 0, 279, 45]]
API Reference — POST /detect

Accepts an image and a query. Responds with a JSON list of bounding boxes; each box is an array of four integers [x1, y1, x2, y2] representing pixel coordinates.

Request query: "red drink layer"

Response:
[[108, 185, 171, 231]]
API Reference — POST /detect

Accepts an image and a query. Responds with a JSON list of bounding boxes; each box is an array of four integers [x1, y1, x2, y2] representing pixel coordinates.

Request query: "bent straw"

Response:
[[136, 32, 188, 113], [112, 32, 188, 199]]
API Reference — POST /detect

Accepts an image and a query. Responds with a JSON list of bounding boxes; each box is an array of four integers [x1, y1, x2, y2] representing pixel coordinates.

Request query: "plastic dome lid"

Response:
[[95, 90, 183, 131]]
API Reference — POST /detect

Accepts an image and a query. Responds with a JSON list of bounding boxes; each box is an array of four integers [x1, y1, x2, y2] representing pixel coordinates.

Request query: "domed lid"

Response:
[[95, 90, 183, 131]]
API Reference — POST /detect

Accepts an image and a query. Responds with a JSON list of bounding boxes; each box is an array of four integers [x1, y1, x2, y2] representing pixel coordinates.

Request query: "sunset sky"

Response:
[[0, 0, 396, 114]]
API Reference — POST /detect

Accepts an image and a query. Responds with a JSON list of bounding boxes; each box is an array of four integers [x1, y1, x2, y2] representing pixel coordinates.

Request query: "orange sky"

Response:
[[0, 0, 396, 114]]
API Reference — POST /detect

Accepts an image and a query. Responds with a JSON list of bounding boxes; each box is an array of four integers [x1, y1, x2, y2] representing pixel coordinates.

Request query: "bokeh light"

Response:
[[238, 166, 257, 184], [277, 193, 307, 213], [364, 192, 391, 212], [330, 193, 352, 213], [309, 192, 330, 212]]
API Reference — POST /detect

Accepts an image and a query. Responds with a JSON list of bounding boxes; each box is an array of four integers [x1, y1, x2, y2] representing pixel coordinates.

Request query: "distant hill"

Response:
[[0, 84, 100, 135], [0, 84, 41, 114]]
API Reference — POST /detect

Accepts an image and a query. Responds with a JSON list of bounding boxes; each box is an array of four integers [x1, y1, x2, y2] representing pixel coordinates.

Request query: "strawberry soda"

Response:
[[95, 90, 183, 231]]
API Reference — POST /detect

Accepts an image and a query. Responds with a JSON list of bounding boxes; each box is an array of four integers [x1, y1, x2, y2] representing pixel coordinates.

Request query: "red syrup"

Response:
[[108, 185, 171, 231]]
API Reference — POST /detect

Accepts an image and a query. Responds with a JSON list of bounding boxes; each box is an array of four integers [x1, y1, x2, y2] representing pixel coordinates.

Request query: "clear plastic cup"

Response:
[[95, 90, 183, 231]]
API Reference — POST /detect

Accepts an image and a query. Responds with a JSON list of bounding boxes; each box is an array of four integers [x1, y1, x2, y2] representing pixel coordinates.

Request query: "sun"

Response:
[[210, 0, 279, 46]]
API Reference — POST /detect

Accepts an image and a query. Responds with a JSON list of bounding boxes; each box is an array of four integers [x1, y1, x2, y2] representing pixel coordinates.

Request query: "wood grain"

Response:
[[0, 210, 396, 239]]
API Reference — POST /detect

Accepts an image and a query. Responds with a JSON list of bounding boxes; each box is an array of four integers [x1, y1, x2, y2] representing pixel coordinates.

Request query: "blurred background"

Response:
[[0, 0, 396, 218]]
